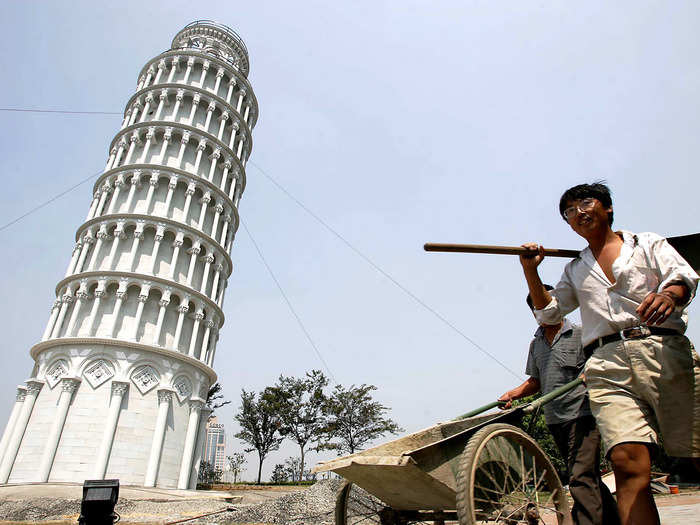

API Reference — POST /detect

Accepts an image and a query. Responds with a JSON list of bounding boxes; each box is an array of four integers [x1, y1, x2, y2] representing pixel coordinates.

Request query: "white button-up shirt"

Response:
[[535, 231, 699, 347]]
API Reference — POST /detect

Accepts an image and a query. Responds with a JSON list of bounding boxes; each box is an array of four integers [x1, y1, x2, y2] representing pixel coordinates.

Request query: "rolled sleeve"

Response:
[[534, 297, 562, 325], [534, 265, 580, 325], [652, 236, 699, 306]]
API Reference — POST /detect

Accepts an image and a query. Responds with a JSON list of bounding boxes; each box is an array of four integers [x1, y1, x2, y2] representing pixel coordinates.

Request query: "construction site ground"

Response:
[[0, 481, 698, 524]]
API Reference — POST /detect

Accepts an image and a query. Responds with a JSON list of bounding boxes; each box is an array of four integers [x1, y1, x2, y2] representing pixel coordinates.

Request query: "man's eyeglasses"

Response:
[[562, 198, 597, 221]]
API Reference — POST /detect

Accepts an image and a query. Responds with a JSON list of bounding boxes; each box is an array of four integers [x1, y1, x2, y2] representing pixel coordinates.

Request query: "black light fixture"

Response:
[[78, 479, 120, 524]]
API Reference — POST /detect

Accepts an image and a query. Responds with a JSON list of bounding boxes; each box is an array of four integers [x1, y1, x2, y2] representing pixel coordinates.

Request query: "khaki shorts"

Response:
[[584, 334, 700, 457]]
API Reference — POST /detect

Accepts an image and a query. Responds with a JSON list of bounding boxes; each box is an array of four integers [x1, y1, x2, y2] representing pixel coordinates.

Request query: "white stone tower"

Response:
[[0, 20, 257, 488]]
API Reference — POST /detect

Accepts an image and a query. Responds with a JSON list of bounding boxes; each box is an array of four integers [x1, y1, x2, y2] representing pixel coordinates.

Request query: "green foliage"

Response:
[[266, 370, 329, 481], [234, 388, 284, 483], [321, 383, 404, 455], [226, 452, 247, 483], [270, 463, 288, 484], [206, 382, 231, 417], [198, 460, 223, 483]]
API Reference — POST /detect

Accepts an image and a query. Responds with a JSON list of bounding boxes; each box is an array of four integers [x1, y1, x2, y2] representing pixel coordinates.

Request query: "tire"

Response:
[[335, 480, 436, 524], [455, 423, 571, 525]]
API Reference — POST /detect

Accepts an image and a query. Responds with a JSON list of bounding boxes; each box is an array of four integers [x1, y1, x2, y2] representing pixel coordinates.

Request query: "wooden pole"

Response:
[[423, 243, 580, 258]]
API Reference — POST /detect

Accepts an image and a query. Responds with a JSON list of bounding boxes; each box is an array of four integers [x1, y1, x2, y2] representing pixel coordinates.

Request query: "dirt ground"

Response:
[[1, 482, 699, 524]]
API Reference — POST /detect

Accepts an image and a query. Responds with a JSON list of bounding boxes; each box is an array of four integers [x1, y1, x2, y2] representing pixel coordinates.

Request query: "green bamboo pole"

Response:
[[523, 377, 584, 414], [453, 400, 506, 421]]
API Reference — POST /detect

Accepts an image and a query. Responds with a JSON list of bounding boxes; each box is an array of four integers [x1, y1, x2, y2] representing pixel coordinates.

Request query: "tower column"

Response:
[[177, 398, 204, 489], [50, 292, 74, 339], [38, 377, 80, 482], [152, 292, 171, 345], [66, 286, 89, 336], [143, 172, 160, 214], [130, 287, 150, 341], [172, 300, 190, 351], [0, 387, 27, 465], [106, 175, 126, 215], [188, 406, 213, 489], [148, 225, 166, 274], [74, 232, 95, 273], [65, 242, 83, 277], [42, 300, 62, 341], [93, 381, 129, 479], [144, 389, 173, 487], [86, 286, 106, 336], [123, 171, 142, 212], [0, 380, 44, 483], [188, 309, 204, 357]]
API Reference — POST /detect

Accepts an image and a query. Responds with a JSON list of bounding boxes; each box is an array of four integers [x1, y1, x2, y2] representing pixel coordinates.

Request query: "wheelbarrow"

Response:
[[313, 379, 583, 525]]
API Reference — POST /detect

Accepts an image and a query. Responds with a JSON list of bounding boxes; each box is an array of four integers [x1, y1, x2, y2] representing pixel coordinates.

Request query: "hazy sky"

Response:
[[1, 1, 699, 480]]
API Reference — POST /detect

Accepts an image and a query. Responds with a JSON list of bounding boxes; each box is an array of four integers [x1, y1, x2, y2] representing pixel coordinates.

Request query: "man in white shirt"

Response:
[[499, 287, 619, 525], [519, 182, 700, 525]]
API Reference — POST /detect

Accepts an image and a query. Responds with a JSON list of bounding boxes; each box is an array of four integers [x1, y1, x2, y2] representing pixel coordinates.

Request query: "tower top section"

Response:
[[172, 20, 250, 78]]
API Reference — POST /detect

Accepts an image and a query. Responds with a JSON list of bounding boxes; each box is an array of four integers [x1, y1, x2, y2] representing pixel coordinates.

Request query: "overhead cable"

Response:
[[241, 219, 337, 383], [249, 161, 524, 381], [0, 171, 102, 234], [0, 108, 121, 115]]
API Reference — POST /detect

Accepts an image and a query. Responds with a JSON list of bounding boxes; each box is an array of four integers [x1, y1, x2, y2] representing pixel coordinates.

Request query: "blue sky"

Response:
[[1, 1, 699, 480]]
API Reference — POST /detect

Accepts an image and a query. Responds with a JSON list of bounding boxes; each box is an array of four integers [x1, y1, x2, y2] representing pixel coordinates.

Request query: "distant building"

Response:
[[203, 416, 226, 471]]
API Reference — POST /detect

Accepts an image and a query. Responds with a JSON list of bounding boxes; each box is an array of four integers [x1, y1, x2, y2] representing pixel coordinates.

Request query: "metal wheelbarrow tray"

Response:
[[314, 380, 581, 524]]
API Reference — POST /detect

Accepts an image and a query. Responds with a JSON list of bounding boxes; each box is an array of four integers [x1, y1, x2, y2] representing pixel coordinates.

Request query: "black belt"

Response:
[[583, 326, 679, 357]]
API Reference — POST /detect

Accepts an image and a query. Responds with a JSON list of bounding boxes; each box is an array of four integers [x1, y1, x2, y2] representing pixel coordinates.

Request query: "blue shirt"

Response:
[[525, 318, 591, 425]]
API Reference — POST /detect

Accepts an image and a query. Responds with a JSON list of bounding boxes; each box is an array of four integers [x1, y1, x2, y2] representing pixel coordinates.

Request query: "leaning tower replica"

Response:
[[0, 21, 257, 488]]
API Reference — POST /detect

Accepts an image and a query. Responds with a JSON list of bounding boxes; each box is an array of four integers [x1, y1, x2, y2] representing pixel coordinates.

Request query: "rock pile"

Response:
[[201, 479, 342, 525]]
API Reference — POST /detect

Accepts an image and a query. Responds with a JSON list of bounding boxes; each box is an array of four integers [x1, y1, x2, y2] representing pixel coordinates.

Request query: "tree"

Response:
[[268, 370, 328, 481], [234, 388, 284, 483], [198, 460, 222, 483], [322, 383, 403, 455], [206, 382, 231, 420], [284, 456, 302, 482], [227, 452, 247, 484], [270, 463, 288, 484]]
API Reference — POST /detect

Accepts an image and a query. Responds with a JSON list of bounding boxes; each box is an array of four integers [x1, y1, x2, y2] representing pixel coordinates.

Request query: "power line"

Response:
[[0, 171, 102, 234], [248, 161, 524, 381], [0, 108, 121, 116], [1, 105, 522, 380], [241, 219, 337, 383]]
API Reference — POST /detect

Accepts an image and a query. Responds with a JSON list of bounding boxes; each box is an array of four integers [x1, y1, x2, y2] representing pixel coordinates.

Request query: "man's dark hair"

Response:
[[526, 284, 554, 310], [559, 181, 613, 225]]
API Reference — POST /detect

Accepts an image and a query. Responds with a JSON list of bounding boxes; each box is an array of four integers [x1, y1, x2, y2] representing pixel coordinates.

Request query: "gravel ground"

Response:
[[0, 481, 341, 524], [0, 497, 227, 523], [192, 479, 343, 525]]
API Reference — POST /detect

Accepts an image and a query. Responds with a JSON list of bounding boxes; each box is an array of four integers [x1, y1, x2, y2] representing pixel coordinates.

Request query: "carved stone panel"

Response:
[[46, 360, 69, 388], [83, 360, 115, 389], [131, 365, 161, 394], [173, 375, 192, 402]]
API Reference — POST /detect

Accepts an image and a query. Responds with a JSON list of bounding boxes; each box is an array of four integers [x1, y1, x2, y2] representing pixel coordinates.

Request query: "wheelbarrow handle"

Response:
[[523, 377, 584, 414], [453, 377, 584, 421], [454, 400, 507, 420]]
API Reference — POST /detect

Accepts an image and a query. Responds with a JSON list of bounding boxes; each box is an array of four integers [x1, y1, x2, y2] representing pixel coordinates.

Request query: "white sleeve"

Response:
[[649, 234, 699, 306], [534, 264, 579, 324]]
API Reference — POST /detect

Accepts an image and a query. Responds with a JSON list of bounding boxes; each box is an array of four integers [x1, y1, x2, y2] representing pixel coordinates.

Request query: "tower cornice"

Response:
[[54, 271, 226, 325], [137, 49, 258, 127], [30, 338, 218, 383]]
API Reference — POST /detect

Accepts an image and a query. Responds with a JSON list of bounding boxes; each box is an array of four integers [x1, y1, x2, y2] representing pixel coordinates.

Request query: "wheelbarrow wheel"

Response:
[[456, 423, 571, 525], [335, 480, 430, 524]]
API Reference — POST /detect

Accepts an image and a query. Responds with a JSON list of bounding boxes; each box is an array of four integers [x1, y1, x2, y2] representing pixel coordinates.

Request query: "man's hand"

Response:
[[636, 291, 677, 325], [519, 243, 545, 271], [497, 392, 513, 410]]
